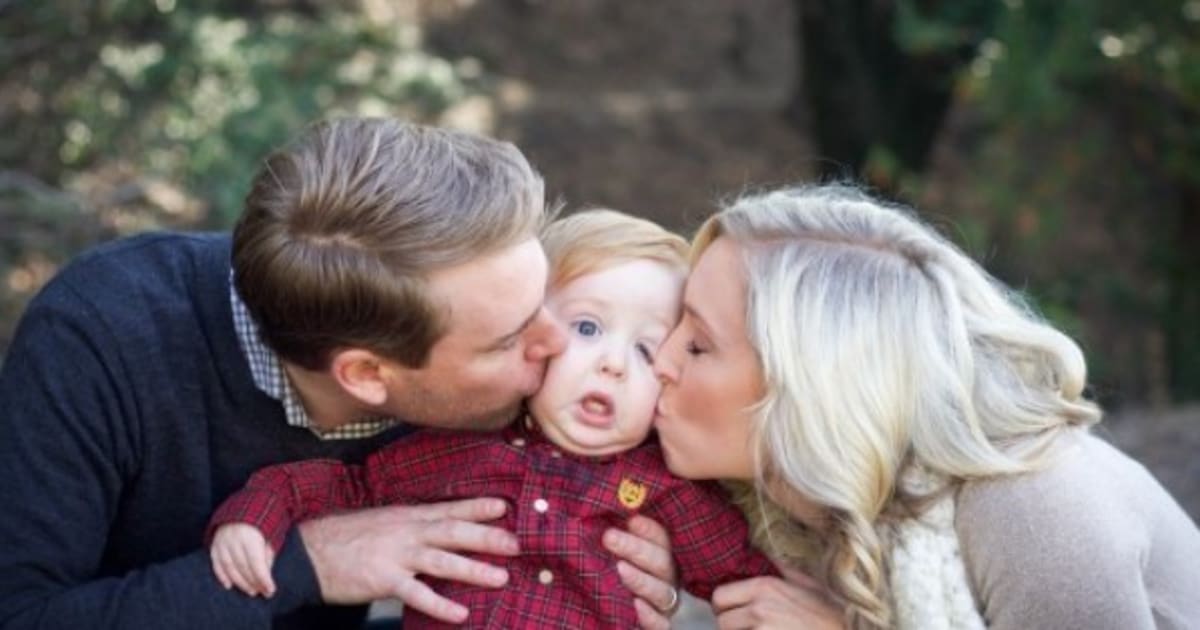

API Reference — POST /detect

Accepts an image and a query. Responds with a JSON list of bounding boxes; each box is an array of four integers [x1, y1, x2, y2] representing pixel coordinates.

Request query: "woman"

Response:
[[652, 184, 1200, 629]]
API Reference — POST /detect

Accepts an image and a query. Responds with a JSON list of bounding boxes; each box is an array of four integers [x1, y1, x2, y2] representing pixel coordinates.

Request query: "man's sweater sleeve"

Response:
[[0, 288, 320, 629]]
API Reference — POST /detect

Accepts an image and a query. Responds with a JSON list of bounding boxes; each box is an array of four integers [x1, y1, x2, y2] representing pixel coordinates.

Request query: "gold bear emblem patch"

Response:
[[617, 478, 648, 510]]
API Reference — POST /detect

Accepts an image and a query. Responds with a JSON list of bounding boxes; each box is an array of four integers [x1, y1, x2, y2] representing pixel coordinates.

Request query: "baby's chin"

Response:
[[557, 441, 640, 458], [537, 418, 652, 457], [565, 432, 655, 458]]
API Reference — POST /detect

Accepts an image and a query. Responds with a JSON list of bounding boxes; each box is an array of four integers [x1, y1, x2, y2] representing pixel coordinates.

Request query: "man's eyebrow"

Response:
[[486, 305, 542, 350]]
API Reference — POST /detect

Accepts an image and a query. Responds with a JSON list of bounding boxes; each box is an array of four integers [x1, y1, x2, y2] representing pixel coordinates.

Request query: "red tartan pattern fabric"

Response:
[[207, 420, 776, 628]]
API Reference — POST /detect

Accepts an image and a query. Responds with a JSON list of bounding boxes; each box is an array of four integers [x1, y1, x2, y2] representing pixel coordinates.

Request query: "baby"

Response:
[[207, 209, 773, 628]]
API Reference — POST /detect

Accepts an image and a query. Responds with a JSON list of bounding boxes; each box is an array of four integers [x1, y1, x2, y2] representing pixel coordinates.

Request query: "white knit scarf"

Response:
[[886, 471, 988, 630]]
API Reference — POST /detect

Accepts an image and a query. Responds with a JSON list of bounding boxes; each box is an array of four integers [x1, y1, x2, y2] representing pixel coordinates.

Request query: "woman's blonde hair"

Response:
[[697, 184, 1100, 629], [541, 208, 688, 288]]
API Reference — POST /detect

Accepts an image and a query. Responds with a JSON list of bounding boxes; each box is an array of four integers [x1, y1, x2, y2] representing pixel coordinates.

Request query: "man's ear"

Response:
[[328, 349, 389, 406]]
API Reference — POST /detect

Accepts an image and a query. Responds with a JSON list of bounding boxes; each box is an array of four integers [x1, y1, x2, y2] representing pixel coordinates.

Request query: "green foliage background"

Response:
[[887, 0, 1199, 403], [2, 0, 469, 226], [1, 0, 1197, 405]]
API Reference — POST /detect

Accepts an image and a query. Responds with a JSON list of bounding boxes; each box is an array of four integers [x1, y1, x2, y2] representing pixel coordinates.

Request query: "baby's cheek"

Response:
[[634, 379, 663, 419]]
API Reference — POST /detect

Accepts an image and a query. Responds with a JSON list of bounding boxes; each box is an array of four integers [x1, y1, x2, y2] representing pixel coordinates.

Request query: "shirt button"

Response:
[[511, 438, 526, 447], [533, 498, 549, 513], [550, 450, 562, 458], [538, 569, 554, 585]]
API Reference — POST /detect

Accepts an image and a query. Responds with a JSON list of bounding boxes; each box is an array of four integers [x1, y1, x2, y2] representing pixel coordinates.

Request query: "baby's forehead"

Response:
[[552, 257, 685, 285], [550, 284, 682, 325], [550, 256, 682, 303]]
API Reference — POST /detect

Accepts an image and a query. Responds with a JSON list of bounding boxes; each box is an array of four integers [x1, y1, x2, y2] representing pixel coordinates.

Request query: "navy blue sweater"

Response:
[[0, 233, 411, 629]]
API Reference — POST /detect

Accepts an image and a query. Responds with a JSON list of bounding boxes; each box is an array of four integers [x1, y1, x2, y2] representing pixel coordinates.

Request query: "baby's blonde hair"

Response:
[[541, 209, 688, 288]]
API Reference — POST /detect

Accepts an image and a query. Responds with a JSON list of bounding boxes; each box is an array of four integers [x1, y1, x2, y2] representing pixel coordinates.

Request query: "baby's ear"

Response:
[[328, 349, 388, 406]]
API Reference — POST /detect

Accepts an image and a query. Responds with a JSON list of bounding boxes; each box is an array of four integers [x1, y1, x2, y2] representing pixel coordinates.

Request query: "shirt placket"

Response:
[[514, 441, 572, 626]]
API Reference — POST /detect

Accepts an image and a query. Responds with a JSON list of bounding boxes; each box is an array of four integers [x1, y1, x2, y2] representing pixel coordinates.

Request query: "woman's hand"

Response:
[[711, 565, 843, 630], [603, 514, 679, 630]]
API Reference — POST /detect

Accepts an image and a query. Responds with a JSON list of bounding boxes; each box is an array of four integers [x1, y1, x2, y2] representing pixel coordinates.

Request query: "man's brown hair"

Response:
[[233, 118, 546, 370]]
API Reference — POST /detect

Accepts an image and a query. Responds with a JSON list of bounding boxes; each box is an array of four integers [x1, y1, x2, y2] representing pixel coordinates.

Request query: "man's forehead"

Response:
[[437, 289, 536, 344], [425, 238, 548, 345]]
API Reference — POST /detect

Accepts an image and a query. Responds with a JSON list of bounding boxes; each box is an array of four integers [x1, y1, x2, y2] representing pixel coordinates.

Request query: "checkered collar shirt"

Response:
[[230, 272, 400, 440]]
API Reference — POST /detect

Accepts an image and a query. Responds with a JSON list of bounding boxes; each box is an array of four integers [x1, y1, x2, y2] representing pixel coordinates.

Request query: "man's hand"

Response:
[[298, 498, 518, 624], [603, 514, 679, 630], [210, 523, 277, 597]]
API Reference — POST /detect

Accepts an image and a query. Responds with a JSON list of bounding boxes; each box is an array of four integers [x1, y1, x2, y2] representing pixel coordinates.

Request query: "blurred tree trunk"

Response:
[[1169, 183, 1200, 396], [1115, 74, 1200, 402], [786, 0, 980, 188]]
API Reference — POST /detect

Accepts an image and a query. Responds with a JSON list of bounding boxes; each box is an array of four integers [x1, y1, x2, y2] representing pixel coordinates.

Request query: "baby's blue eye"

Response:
[[573, 320, 600, 337]]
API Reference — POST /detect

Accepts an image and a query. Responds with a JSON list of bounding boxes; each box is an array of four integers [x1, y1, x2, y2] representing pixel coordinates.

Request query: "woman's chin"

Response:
[[659, 444, 691, 477]]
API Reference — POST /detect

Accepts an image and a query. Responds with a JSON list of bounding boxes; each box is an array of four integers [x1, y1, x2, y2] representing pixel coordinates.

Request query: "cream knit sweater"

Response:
[[887, 432, 1200, 629], [887, 470, 986, 630]]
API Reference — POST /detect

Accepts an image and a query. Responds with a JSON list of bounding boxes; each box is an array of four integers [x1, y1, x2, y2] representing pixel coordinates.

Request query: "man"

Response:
[[0, 119, 676, 629]]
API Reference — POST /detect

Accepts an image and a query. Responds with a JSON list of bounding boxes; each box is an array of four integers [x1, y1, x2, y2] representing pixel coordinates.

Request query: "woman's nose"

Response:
[[653, 345, 677, 385]]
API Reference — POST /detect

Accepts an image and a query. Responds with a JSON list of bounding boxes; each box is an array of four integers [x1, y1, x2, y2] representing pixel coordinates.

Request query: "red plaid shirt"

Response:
[[208, 419, 775, 628]]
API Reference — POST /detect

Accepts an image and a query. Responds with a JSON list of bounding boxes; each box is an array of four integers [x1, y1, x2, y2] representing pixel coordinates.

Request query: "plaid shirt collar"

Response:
[[230, 272, 400, 440]]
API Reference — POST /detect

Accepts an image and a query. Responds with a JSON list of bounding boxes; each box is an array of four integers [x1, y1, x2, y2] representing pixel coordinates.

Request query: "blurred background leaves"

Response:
[[1, 0, 471, 227], [1, 0, 1197, 411]]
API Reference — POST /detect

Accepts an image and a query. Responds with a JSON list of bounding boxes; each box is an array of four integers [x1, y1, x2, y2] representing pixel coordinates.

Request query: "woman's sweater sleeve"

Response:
[[955, 433, 1200, 630]]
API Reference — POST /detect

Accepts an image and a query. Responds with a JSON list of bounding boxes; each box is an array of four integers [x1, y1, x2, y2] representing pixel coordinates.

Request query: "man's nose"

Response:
[[524, 307, 566, 362]]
